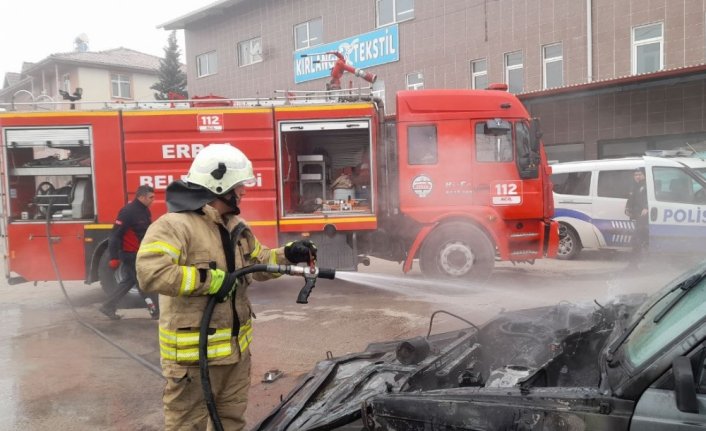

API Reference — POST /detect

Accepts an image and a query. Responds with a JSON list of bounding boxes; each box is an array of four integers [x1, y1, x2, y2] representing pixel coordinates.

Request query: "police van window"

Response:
[[653, 167, 706, 204], [552, 171, 590, 196], [476, 123, 513, 162], [408, 125, 437, 165], [597, 170, 633, 198]]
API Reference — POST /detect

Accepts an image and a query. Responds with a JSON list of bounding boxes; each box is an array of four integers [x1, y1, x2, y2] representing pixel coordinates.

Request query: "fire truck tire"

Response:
[[98, 252, 145, 309], [420, 222, 494, 280], [557, 223, 582, 260]]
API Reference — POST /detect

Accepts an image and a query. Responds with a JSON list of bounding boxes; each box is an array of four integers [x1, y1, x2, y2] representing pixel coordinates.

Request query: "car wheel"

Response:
[[557, 223, 582, 260], [420, 222, 494, 280], [97, 252, 145, 309]]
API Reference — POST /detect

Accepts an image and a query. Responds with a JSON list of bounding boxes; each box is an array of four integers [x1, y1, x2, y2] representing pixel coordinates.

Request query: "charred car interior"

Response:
[[254, 262, 706, 431]]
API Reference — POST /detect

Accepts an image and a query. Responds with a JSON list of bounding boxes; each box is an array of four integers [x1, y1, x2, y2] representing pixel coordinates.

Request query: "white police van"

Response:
[[552, 153, 706, 259]]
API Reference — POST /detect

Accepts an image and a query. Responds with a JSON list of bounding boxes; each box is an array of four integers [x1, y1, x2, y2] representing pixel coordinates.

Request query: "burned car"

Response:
[[253, 263, 706, 431]]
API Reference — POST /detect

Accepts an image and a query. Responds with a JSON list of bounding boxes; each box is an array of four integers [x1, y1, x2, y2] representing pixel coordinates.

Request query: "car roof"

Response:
[[550, 156, 706, 174]]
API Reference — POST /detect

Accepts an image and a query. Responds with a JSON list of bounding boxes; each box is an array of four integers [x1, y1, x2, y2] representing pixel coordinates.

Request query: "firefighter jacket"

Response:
[[136, 204, 287, 367], [108, 198, 152, 259]]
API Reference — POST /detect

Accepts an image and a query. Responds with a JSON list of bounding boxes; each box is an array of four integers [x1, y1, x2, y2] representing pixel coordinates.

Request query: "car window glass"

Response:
[[653, 166, 705, 203], [597, 170, 633, 198], [552, 171, 591, 196], [625, 277, 706, 368], [408, 125, 437, 165], [476, 123, 513, 162]]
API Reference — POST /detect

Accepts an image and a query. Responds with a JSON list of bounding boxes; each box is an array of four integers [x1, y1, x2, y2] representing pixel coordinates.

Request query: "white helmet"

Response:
[[186, 144, 255, 195]]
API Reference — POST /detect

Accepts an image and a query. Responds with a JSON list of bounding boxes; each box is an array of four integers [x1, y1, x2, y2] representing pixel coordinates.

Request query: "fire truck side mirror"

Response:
[[529, 118, 543, 152]]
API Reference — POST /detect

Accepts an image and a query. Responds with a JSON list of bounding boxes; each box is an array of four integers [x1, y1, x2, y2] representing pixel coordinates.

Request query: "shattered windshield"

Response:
[[624, 275, 706, 367]]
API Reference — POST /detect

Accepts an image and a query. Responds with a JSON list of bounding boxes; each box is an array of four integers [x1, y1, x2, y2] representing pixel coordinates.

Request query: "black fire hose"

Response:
[[199, 263, 335, 430]]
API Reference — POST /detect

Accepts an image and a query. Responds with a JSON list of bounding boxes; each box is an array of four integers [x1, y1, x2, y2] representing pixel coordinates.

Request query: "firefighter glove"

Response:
[[284, 239, 318, 264], [108, 259, 120, 270], [212, 271, 238, 303]]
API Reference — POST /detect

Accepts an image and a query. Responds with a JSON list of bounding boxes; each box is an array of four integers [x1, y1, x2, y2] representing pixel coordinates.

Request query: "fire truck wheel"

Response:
[[557, 223, 582, 260], [420, 223, 494, 280], [98, 252, 146, 308]]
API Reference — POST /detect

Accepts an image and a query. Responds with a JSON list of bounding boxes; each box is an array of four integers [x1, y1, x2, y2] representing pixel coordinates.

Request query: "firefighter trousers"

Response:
[[162, 352, 251, 431]]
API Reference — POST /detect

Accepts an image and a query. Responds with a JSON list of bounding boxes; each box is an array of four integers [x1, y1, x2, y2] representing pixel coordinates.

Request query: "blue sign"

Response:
[[294, 25, 399, 84]]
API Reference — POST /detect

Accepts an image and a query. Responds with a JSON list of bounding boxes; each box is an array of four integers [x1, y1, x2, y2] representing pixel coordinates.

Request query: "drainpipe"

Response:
[[586, 0, 593, 82]]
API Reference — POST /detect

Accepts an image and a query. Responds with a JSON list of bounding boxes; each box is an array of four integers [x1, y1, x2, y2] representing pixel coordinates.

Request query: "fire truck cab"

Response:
[[366, 89, 558, 279]]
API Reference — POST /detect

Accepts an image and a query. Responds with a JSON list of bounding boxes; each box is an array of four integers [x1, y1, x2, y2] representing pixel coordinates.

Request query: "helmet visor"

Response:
[[238, 177, 257, 187]]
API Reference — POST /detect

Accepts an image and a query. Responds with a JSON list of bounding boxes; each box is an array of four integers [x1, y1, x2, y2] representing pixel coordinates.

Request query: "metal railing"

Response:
[[0, 87, 376, 112]]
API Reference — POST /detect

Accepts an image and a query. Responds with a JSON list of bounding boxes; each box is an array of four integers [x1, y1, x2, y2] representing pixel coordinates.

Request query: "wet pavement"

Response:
[[0, 251, 690, 430]]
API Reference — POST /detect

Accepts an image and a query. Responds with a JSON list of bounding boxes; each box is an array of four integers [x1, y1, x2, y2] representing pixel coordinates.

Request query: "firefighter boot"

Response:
[[99, 304, 122, 320]]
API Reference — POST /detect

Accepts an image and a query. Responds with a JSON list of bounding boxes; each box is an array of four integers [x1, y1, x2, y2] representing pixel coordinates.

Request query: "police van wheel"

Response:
[[557, 223, 581, 260], [97, 252, 145, 309], [420, 222, 494, 280]]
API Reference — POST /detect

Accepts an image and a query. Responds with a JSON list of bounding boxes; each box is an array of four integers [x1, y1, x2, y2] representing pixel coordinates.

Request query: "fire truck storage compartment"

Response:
[[3, 127, 95, 222], [279, 120, 373, 217]]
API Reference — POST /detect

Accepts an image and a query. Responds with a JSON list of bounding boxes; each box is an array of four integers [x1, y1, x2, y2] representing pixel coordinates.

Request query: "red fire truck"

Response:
[[0, 87, 558, 299]]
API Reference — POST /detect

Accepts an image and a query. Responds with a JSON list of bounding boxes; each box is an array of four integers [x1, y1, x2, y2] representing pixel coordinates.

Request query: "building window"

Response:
[[632, 22, 663, 74], [238, 37, 263, 67], [377, 0, 414, 27], [408, 125, 437, 165], [542, 43, 563, 89], [110, 73, 131, 99], [196, 51, 217, 77], [471, 59, 487, 89], [406, 72, 424, 90], [504, 51, 524, 93], [294, 18, 323, 50]]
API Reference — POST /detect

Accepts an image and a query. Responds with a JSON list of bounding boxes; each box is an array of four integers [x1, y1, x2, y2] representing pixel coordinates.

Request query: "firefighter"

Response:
[[135, 144, 316, 430], [99, 185, 158, 320]]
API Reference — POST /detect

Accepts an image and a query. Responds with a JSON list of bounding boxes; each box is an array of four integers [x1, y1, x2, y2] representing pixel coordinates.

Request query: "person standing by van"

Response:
[[625, 167, 649, 269]]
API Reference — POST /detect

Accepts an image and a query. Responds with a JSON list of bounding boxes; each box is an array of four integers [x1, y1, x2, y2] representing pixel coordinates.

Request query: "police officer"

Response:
[[136, 144, 316, 430], [625, 167, 649, 269], [99, 185, 157, 320]]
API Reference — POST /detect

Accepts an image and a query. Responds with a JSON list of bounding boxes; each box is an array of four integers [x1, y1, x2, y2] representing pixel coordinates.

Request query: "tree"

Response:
[[151, 31, 188, 100]]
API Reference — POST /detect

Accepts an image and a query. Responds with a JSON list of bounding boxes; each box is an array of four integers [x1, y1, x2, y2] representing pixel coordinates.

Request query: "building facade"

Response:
[[162, 0, 706, 161], [0, 48, 162, 111]]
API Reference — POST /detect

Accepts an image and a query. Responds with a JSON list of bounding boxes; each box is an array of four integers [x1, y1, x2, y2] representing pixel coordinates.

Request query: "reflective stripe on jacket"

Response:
[[136, 205, 286, 366]]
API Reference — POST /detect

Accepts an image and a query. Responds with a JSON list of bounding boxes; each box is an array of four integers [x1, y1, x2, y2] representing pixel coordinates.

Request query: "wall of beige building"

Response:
[[73, 68, 157, 105]]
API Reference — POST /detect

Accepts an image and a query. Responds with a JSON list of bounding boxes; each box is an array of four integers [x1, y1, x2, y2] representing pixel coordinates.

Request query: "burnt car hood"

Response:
[[253, 297, 644, 431]]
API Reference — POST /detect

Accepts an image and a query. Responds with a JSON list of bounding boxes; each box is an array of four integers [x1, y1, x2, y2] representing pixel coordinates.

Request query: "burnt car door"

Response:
[[631, 347, 706, 430]]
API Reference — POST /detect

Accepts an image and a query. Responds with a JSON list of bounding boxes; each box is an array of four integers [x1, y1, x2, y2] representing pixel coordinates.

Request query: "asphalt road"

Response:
[[0, 252, 692, 430]]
